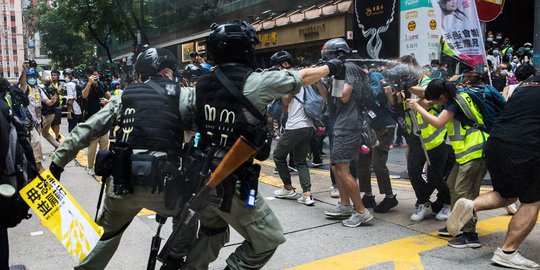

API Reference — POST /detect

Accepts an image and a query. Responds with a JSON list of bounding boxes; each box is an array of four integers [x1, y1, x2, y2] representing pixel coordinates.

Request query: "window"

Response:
[[12, 50, 16, 55], [10, 16, 14, 21], [11, 38, 15, 44], [6, 61, 9, 66], [11, 27, 15, 33]]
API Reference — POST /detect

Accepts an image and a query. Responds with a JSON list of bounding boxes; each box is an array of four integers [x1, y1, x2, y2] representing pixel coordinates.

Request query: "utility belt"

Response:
[[95, 143, 190, 210]]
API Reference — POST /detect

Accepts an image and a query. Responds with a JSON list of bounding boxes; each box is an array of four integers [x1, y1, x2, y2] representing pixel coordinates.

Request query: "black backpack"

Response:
[[0, 92, 37, 228]]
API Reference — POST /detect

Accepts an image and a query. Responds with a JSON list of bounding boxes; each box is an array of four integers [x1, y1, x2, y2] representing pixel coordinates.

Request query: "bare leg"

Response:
[[331, 164, 351, 206], [333, 162, 365, 213], [501, 201, 540, 251], [473, 191, 517, 212]]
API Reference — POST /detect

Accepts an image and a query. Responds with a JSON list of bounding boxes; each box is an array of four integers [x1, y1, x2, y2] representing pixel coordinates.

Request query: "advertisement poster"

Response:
[[20, 170, 103, 263], [430, 0, 486, 66], [353, 0, 400, 59], [400, 0, 441, 66]]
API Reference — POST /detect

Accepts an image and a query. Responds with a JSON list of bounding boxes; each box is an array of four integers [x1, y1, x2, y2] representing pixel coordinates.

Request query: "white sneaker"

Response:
[[447, 198, 475, 237], [297, 195, 315, 206], [505, 203, 518, 215], [410, 204, 431, 221], [273, 187, 297, 199], [87, 168, 95, 176], [436, 204, 451, 221], [492, 247, 540, 270], [330, 186, 340, 198]]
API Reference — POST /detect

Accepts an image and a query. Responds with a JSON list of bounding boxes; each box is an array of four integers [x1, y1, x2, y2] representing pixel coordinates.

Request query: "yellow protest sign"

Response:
[[20, 170, 103, 263]]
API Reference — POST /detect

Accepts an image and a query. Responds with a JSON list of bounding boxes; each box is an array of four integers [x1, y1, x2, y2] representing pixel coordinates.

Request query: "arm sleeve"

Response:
[[243, 70, 302, 112], [51, 96, 122, 168]]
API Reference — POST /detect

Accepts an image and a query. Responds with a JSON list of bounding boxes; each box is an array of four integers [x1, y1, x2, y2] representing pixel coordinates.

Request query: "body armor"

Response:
[[117, 77, 183, 153]]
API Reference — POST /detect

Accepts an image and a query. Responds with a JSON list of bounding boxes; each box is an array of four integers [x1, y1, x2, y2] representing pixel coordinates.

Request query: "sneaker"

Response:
[[87, 168, 95, 176], [491, 247, 540, 270], [325, 204, 355, 217], [310, 162, 323, 168], [436, 204, 451, 221], [410, 204, 431, 222], [342, 209, 374, 227], [447, 198, 475, 236], [330, 186, 340, 198], [289, 166, 298, 173], [297, 195, 315, 206], [448, 232, 481, 248], [273, 168, 279, 174], [273, 187, 297, 199], [373, 194, 398, 213], [438, 227, 462, 237], [362, 195, 377, 208], [505, 203, 518, 215]]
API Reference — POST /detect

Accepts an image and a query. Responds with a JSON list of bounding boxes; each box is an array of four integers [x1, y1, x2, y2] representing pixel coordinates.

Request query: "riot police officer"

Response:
[[49, 47, 196, 270], [182, 20, 342, 270]]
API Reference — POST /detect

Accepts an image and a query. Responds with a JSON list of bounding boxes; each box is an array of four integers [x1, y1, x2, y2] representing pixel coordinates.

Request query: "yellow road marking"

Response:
[[289, 215, 540, 270]]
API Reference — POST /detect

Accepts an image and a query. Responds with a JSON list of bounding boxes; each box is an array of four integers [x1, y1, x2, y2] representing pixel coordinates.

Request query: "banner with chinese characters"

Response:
[[430, 0, 486, 66], [20, 170, 103, 263], [400, 0, 440, 66]]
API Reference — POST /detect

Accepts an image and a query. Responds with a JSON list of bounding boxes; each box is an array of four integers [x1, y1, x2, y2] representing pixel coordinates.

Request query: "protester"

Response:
[[407, 74, 488, 247], [447, 74, 540, 270]]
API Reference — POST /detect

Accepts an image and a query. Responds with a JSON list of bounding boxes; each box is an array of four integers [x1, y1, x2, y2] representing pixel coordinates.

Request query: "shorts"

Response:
[[52, 108, 62, 125], [330, 128, 362, 164], [485, 138, 540, 203]]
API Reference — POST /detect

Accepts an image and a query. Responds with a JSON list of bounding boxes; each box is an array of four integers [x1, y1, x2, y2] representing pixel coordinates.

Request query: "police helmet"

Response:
[[207, 21, 259, 67], [63, 68, 74, 76], [134, 47, 179, 75], [321, 38, 351, 60], [184, 64, 203, 80], [270, 50, 294, 67], [25, 68, 39, 76]]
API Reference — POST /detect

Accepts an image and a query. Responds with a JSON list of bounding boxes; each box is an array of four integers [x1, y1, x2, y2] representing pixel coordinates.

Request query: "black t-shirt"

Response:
[[490, 78, 540, 152], [85, 82, 109, 120], [491, 74, 506, 92]]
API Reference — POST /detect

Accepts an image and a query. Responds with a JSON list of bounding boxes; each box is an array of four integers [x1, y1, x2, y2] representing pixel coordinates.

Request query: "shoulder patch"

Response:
[[165, 84, 177, 95]]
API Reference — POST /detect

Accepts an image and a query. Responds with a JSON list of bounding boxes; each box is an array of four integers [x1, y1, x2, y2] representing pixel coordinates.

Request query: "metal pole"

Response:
[[534, 0, 540, 75]]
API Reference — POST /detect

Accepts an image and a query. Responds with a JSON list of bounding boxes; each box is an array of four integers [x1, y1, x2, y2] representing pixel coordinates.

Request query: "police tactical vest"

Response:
[[117, 78, 183, 153], [195, 64, 258, 152]]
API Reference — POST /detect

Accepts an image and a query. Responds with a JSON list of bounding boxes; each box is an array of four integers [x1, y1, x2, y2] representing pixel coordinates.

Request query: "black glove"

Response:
[[49, 162, 64, 181], [324, 58, 345, 79]]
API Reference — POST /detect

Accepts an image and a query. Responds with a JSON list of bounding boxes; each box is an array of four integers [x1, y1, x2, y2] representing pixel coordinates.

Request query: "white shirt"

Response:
[[65, 80, 81, 115], [285, 86, 313, 130]]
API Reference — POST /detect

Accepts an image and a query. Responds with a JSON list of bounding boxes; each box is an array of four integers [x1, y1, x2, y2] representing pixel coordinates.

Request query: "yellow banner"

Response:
[[20, 170, 103, 263]]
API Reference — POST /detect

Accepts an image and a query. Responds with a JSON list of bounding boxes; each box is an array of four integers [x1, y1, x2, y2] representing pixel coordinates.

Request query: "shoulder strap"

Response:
[[214, 67, 266, 123]]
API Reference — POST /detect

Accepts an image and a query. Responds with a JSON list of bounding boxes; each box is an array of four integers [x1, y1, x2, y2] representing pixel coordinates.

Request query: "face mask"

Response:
[[512, 59, 519, 64], [27, 78, 37, 86], [492, 50, 499, 55], [524, 47, 531, 52], [487, 38, 493, 42], [496, 36, 502, 40], [500, 70, 508, 76], [431, 67, 439, 72]]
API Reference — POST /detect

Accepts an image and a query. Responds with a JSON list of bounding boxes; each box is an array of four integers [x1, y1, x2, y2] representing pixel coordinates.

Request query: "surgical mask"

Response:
[[487, 38, 493, 42], [492, 50, 499, 55], [496, 36, 502, 40], [431, 67, 438, 72], [524, 47, 531, 52], [27, 78, 37, 86], [500, 70, 508, 76]]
